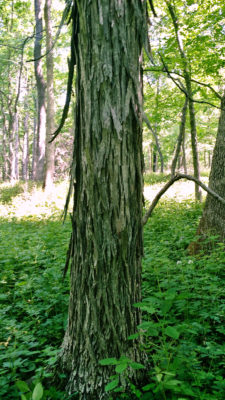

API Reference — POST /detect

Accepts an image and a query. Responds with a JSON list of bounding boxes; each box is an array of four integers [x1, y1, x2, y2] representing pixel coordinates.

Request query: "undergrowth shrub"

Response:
[[144, 173, 171, 186]]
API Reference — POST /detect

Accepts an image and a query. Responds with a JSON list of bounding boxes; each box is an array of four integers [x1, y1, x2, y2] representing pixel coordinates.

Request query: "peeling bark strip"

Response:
[[58, 1, 147, 398]]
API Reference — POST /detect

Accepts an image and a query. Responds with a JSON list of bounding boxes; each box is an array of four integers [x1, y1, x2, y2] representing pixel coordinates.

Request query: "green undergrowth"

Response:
[[0, 212, 71, 399], [0, 188, 225, 399], [144, 172, 171, 185]]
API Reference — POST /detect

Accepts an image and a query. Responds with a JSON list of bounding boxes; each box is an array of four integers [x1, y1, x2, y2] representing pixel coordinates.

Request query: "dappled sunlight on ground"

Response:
[[0, 181, 71, 219], [144, 177, 209, 203]]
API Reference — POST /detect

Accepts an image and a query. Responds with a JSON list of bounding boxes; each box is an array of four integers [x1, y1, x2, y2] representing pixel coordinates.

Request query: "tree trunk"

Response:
[[8, 112, 18, 181], [171, 96, 188, 176], [182, 128, 187, 174], [1, 102, 8, 180], [56, 1, 146, 398], [33, 0, 46, 181], [186, 77, 202, 201], [43, 0, 55, 190], [153, 148, 158, 172], [15, 128, 19, 180], [196, 92, 225, 241], [22, 110, 29, 181], [167, 2, 201, 200], [31, 96, 37, 180]]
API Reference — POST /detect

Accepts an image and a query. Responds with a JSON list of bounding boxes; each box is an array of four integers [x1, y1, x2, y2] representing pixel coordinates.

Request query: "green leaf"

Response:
[[142, 383, 154, 391], [115, 364, 127, 373], [21, 395, 27, 400], [16, 380, 30, 393], [163, 379, 182, 389], [130, 362, 145, 370], [165, 326, 180, 340], [105, 378, 119, 392], [128, 333, 139, 340], [99, 358, 118, 366], [32, 383, 43, 400]]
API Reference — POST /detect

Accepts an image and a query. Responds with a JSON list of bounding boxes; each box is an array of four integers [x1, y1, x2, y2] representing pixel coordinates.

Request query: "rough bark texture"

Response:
[[57, 1, 146, 398], [197, 92, 225, 241], [171, 96, 188, 176], [34, 0, 46, 181], [43, 0, 55, 189]]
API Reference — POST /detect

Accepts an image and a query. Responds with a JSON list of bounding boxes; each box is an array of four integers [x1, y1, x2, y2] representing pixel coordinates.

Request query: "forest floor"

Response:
[[144, 175, 209, 203], [1, 173, 225, 400]]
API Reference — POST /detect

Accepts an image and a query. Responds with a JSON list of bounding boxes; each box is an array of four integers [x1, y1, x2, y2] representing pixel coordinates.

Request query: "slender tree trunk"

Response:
[[153, 149, 158, 172], [22, 110, 29, 181], [1, 103, 8, 180], [43, 0, 55, 190], [143, 114, 164, 172], [56, 1, 146, 398], [34, 0, 46, 181], [171, 96, 188, 176], [167, 2, 201, 200], [182, 127, 187, 174], [31, 96, 37, 180], [186, 76, 202, 200], [196, 92, 225, 241], [15, 127, 19, 180], [8, 112, 18, 181]]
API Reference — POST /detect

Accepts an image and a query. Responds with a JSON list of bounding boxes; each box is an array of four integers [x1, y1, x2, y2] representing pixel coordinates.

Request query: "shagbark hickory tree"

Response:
[[55, 0, 148, 398], [197, 91, 225, 242]]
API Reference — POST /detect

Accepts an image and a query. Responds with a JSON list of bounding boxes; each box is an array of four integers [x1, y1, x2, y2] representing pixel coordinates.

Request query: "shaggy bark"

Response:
[[196, 92, 225, 241], [56, 1, 147, 398]]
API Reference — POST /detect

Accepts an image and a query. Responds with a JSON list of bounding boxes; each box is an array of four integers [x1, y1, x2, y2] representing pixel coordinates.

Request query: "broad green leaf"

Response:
[[165, 326, 180, 340], [128, 333, 139, 340], [16, 380, 30, 393], [115, 364, 127, 373], [163, 379, 182, 389], [130, 362, 145, 370], [105, 378, 119, 392], [99, 358, 118, 366], [32, 382, 43, 400], [142, 383, 154, 391]]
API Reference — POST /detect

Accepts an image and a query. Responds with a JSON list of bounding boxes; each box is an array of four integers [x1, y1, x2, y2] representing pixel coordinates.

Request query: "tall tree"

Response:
[[171, 96, 188, 176], [43, 0, 55, 189], [33, 0, 46, 181], [196, 91, 225, 242], [166, 1, 201, 200], [55, 1, 147, 398]]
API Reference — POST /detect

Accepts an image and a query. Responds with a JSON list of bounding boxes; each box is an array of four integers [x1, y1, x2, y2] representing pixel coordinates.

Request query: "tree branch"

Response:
[[144, 67, 222, 100], [142, 173, 225, 225]]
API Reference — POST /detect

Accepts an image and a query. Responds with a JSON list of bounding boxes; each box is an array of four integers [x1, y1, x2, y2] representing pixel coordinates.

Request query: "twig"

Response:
[[142, 173, 225, 225]]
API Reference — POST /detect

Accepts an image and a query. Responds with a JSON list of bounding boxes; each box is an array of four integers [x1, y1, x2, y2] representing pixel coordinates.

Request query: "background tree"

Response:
[[195, 90, 225, 243], [43, 0, 55, 189], [33, 0, 46, 181]]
